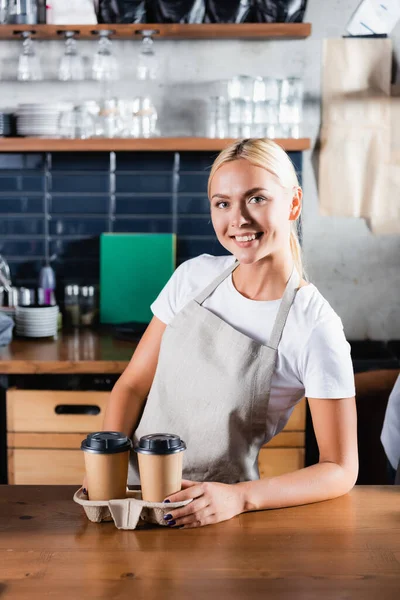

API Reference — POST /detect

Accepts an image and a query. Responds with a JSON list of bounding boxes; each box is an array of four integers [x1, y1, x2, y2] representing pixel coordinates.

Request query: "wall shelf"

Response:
[[0, 137, 311, 152], [0, 23, 311, 40]]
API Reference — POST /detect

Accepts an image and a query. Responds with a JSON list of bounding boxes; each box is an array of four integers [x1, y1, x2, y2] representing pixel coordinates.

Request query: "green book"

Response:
[[100, 233, 176, 324]]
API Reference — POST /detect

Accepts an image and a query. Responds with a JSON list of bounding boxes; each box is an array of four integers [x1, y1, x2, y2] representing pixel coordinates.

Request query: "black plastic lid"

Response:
[[81, 431, 132, 455], [135, 433, 186, 455]]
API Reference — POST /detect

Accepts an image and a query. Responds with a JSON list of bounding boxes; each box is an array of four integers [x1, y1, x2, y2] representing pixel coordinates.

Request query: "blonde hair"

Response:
[[208, 138, 305, 278]]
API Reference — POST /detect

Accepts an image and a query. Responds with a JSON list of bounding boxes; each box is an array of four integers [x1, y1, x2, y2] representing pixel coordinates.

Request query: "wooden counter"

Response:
[[0, 330, 134, 374], [0, 485, 399, 599]]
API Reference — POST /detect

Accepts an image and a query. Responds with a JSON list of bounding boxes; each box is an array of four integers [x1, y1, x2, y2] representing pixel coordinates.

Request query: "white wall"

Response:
[[0, 0, 399, 339]]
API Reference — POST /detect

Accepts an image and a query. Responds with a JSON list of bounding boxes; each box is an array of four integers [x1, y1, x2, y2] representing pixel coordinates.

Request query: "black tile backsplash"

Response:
[[116, 173, 173, 194], [50, 195, 110, 214], [116, 152, 175, 171], [51, 173, 110, 194], [0, 175, 44, 192], [0, 195, 43, 213], [115, 194, 172, 215], [0, 150, 302, 286], [49, 217, 109, 236], [0, 217, 44, 235], [113, 216, 173, 233]]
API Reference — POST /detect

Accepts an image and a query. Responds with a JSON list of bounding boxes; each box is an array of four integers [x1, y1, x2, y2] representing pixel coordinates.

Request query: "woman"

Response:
[[84, 138, 358, 528]]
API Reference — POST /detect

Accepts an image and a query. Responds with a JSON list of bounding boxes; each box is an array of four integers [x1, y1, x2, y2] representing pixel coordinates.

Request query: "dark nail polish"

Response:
[[83, 488, 87, 495], [167, 520, 176, 526], [163, 499, 170, 503], [163, 514, 173, 520]]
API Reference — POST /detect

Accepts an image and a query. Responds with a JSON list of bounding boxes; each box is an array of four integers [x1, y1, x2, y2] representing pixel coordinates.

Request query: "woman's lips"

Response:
[[230, 232, 264, 248]]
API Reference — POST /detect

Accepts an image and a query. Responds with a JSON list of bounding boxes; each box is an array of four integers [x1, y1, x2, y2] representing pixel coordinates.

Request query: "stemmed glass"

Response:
[[17, 32, 42, 81], [58, 31, 85, 81], [92, 30, 119, 83], [136, 30, 158, 81]]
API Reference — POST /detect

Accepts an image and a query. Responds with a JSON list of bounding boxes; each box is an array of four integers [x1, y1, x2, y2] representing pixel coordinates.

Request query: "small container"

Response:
[[64, 284, 80, 327], [38, 266, 56, 306], [18, 287, 35, 306], [79, 285, 97, 327]]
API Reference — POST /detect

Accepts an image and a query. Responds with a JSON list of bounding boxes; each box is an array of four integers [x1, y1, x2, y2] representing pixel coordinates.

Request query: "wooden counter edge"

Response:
[[0, 360, 129, 374]]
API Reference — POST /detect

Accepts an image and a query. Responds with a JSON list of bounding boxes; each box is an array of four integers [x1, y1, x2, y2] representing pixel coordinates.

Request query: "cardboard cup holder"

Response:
[[73, 487, 192, 529]]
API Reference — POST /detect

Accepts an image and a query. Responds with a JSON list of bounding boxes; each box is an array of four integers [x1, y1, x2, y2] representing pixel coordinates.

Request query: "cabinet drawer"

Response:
[[6, 389, 108, 433], [8, 449, 85, 485], [258, 448, 305, 478]]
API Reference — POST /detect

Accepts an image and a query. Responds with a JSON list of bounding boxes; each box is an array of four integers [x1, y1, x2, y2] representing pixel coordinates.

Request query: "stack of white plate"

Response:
[[16, 103, 73, 137], [15, 305, 59, 338]]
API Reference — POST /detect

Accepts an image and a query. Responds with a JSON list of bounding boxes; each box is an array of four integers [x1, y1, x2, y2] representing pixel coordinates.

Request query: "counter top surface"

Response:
[[0, 485, 399, 599], [0, 330, 135, 374]]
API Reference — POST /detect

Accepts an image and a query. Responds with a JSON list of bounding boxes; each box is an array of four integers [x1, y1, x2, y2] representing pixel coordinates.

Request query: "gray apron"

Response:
[[129, 260, 300, 485]]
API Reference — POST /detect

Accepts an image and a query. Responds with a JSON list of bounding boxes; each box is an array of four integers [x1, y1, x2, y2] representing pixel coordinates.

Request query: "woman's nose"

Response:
[[230, 205, 251, 227]]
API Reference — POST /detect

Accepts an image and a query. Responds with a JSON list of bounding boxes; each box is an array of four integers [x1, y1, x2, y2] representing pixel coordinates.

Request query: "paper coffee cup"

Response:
[[81, 431, 132, 501], [135, 433, 186, 502]]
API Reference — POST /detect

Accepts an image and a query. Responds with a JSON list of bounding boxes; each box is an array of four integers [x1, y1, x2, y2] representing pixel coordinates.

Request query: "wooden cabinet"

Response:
[[257, 398, 306, 478], [7, 389, 109, 485], [7, 390, 306, 484]]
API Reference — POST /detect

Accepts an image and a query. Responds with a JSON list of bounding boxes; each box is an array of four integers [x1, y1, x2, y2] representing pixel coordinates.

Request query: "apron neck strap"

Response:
[[195, 259, 240, 305], [195, 259, 300, 349], [268, 267, 300, 350]]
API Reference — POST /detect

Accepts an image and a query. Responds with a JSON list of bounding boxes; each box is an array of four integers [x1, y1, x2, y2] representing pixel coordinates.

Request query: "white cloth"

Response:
[[151, 254, 355, 438], [381, 375, 400, 471]]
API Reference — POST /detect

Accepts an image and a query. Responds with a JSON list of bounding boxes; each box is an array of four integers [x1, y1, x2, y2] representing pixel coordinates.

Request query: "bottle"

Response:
[[38, 265, 56, 306], [64, 284, 80, 328]]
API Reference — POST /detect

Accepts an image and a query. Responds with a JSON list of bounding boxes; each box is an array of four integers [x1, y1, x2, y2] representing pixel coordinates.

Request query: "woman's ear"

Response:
[[289, 187, 303, 221]]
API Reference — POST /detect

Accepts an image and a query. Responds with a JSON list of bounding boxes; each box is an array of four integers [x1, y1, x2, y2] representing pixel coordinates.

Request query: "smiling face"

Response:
[[209, 158, 301, 265]]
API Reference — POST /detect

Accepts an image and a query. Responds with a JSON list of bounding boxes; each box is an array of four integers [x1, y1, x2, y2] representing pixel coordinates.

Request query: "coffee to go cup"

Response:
[[135, 433, 186, 502], [81, 432, 132, 501]]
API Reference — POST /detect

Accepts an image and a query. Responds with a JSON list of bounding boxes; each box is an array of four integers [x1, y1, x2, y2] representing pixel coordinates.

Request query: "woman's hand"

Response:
[[162, 479, 246, 529]]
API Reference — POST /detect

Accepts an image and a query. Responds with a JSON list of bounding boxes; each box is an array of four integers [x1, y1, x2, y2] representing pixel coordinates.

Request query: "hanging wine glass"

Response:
[[17, 32, 42, 81], [136, 30, 158, 81], [58, 31, 85, 82], [92, 30, 119, 82]]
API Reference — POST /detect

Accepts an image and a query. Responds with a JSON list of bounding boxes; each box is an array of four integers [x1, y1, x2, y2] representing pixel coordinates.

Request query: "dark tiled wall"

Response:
[[0, 151, 302, 287]]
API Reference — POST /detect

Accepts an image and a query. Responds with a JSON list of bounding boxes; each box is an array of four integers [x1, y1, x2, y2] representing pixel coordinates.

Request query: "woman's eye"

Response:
[[216, 201, 229, 209], [249, 196, 266, 204]]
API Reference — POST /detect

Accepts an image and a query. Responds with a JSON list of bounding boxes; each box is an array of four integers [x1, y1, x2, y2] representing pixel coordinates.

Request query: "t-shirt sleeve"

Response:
[[299, 316, 355, 399], [150, 261, 187, 325]]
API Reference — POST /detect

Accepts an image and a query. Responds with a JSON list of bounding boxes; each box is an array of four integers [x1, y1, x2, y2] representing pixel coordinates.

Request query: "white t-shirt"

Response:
[[151, 254, 355, 439], [381, 374, 400, 471]]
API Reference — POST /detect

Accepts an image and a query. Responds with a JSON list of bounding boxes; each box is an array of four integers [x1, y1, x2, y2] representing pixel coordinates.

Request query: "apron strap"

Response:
[[195, 258, 300, 349], [195, 259, 240, 305], [268, 267, 300, 350]]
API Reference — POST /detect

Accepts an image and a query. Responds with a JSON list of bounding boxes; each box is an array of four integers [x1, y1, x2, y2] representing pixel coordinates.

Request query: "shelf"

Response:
[[0, 137, 311, 152], [0, 23, 311, 40]]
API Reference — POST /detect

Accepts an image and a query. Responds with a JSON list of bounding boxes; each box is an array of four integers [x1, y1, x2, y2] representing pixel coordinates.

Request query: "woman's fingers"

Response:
[[164, 495, 209, 525]]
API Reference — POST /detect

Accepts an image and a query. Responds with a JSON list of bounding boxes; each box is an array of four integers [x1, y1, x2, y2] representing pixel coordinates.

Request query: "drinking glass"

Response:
[[136, 30, 158, 81], [126, 97, 158, 138], [207, 96, 228, 139], [94, 99, 123, 138], [228, 75, 255, 100], [59, 106, 95, 139], [279, 77, 303, 138], [17, 32, 43, 81], [58, 31, 85, 81], [252, 77, 280, 138], [7, 0, 37, 24], [0, 0, 8, 24], [92, 31, 119, 82]]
